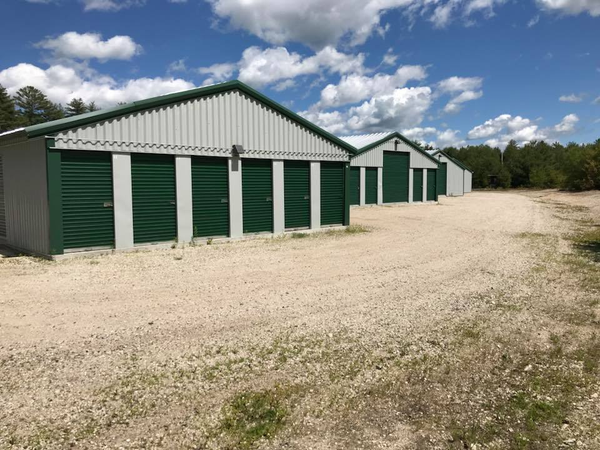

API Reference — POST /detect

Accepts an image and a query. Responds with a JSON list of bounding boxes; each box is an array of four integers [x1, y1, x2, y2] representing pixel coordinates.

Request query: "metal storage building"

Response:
[[0, 81, 356, 258], [340, 132, 440, 206], [428, 150, 473, 196]]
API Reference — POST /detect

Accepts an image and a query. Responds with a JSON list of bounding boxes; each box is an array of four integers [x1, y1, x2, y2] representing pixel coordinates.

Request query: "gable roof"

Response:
[[429, 150, 473, 172], [0, 80, 357, 154], [341, 131, 439, 165]]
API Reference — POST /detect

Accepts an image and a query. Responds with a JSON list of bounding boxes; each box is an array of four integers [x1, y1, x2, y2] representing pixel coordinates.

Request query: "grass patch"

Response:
[[219, 387, 290, 449]]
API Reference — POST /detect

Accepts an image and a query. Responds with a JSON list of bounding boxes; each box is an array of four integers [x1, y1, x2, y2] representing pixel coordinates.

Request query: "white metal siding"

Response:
[[0, 154, 5, 238], [54, 90, 349, 162], [464, 170, 472, 193], [436, 154, 464, 196], [1, 138, 50, 254], [350, 138, 438, 169]]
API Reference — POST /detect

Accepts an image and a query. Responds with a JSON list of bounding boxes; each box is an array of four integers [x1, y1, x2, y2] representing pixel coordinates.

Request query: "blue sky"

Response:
[[1, 0, 599, 148]]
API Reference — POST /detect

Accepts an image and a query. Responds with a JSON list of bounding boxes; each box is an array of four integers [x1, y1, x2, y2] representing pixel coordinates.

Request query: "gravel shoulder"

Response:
[[1, 190, 598, 449]]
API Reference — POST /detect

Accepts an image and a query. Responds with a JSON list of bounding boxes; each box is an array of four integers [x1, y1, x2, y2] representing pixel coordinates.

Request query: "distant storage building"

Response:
[[341, 132, 440, 206], [428, 150, 473, 196], [0, 81, 356, 258]]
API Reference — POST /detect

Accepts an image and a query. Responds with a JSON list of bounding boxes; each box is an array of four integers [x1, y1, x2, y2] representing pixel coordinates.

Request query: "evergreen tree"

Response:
[[87, 101, 100, 112], [0, 84, 19, 132], [65, 98, 88, 117], [14, 86, 64, 126]]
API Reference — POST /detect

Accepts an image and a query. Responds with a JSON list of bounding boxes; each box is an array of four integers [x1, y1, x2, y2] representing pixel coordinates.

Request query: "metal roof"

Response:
[[429, 150, 473, 172], [339, 132, 394, 149], [0, 81, 357, 154]]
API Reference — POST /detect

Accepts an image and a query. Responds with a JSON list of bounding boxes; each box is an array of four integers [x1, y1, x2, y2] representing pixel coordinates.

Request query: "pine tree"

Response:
[[0, 84, 19, 133], [87, 101, 100, 112], [65, 98, 88, 117], [14, 86, 64, 126]]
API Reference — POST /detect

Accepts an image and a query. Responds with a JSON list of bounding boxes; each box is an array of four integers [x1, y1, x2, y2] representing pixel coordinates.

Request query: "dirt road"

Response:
[[1, 191, 598, 449]]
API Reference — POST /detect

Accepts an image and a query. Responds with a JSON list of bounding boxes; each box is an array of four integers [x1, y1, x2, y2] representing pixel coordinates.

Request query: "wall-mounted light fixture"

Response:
[[232, 144, 245, 156]]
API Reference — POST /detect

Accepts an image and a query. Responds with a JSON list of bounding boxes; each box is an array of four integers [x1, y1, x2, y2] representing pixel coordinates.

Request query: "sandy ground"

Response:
[[0, 190, 598, 449]]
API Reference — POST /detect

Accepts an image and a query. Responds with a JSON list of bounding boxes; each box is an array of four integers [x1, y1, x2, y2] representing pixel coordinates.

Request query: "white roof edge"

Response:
[[338, 132, 395, 149], [0, 127, 25, 138]]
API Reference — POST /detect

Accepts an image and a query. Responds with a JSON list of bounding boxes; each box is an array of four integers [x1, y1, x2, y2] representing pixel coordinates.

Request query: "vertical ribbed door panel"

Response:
[[192, 156, 230, 238], [383, 152, 409, 203], [349, 167, 360, 206], [242, 159, 273, 234], [427, 169, 437, 201], [365, 167, 378, 205], [284, 161, 311, 229], [320, 162, 345, 226], [413, 169, 423, 202]]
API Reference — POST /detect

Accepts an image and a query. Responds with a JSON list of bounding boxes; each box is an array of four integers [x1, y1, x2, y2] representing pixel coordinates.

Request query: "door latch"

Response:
[[266, 197, 273, 202], [304, 195, 310, 200], [170, 201, 176, 205], [221, 198, 229, 203], [103, 202, 113, 208]]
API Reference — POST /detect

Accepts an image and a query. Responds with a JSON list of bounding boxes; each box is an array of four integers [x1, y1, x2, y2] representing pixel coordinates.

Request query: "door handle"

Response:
[[221, 198, 229, 203], [103, 202, 113, 208], [304, 195, 310, 200], [266, 197, 272, 202], [170, 201, 176, 205]]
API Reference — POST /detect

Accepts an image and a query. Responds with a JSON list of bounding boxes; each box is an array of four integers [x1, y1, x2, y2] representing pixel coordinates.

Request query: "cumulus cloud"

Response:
[[403, 126, 466, 148], [467, 113, 579, 148], [318, 65, 427, 109], [437, 76, 483, 114], [559, 93, 583, 103], [535, 0, 600, 16], [528, 14, 541, 26], [594, 96, 600, 105], [35, 32, 142, 62], [0, 62, 194, 108], [302, 87, 433, 135], [197, 46, 365, 90], [79, 0, 146, 11]]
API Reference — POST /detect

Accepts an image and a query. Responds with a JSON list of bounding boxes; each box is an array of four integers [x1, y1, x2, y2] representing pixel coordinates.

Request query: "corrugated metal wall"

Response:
[[0, 154, 5, 238], [54, 90, 349, 162], [464, 171, 472, 193], [350, 138, 438, 169], [0, 138, 50, 253], [437, 154, 464, 196]]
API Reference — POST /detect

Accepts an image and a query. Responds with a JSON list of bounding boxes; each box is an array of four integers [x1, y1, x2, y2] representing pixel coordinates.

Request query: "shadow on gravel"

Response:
[[574, 225, 600, 262]]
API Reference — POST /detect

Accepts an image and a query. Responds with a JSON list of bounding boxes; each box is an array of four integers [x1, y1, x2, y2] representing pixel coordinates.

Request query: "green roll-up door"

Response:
[[192, 156, 229, 238], [365, 167, 378, 205], [427, 169, 437, 201], [242, 159, 273, 234], [0, 155, 5, 238], [413, 169, 423, 202], [284, 161, 310, 229], [321, 162, 345, 226], [383, 152, 409, 203], [437, 163, 448, 196], [349, 167, 360, 206], [61, 150, 114, 250], [131, 153, 177, 244]]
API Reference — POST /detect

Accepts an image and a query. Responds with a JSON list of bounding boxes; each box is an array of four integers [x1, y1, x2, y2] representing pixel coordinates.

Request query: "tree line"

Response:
[[439, 140, 600, 191], [0, 84, 99, 133]]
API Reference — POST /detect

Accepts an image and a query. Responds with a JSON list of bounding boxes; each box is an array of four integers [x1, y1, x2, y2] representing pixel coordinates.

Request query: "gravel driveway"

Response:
[[1, 191, 597, 449]]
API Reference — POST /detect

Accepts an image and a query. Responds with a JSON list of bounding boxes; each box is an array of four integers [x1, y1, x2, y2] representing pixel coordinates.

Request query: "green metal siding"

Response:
[[365, 167, 378, 205], [427, 169, 437, 201], [242, 159, 273, 234], [192, 156, 230, 238], [0, 155, 5, 238], [61, 150, 114, 250], [349, 167, 360, 206], [131, 153, 177, 244], [413, 169, 423, 202], [437, 163, 448, 196], [320, 162, 345, 226], [383, 152, 409, 203], [284, 161, 310, 229]]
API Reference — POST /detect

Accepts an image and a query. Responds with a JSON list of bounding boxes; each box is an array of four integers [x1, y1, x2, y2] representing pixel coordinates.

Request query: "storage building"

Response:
[[340, 132, 440, 206], [0, 81, 356, 258], [428, 150, 473, 196]]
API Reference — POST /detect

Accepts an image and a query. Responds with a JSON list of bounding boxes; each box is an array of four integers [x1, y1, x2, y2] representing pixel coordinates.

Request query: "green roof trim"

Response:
[[430, 150, 473, 172], [353, 132, 440, 165], [20, 80, 357, 155]]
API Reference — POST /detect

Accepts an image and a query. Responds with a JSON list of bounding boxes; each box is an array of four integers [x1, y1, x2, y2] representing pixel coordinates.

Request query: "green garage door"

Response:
[[320, 162, 345, 226], [61, 150, 114, 250], [427, 169, 437, 201], [437, 163, 448, 196], [284, 161, 310, 229], [413, 169, 423, 202], [131, 154, 177, 244], [243, 159, 273, 234], [349, 167, 360, 206], [365, 167, 378, 205], [0, 155, 5, 238], [192, 156, 229, 238], [383, 152, 409, 203]]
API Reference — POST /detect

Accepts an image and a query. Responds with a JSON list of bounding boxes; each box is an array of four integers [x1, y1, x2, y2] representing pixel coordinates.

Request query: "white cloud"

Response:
[[402, 126, 465, 148], [169, 0, 188, 3], [594, 96, 600, 105], [430, 0, 460, 28], [80, 0, 145, 11], [465, 0, 507, 15], [0, 62, 194, 108], [528, 14, 540, 26], [273, 79, 296, 92], [198, 46, 365, 90], [35, 32, 142, 62], [382, 50, 398, 66], [559, 93, 583, 103], [302, 86, 433, 135], [318, 65, 427, 108], [168, 59, 187, 73], [535, 0, 600, 16], [437, 76, 483, 114], [467, 113, 579, 148]]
